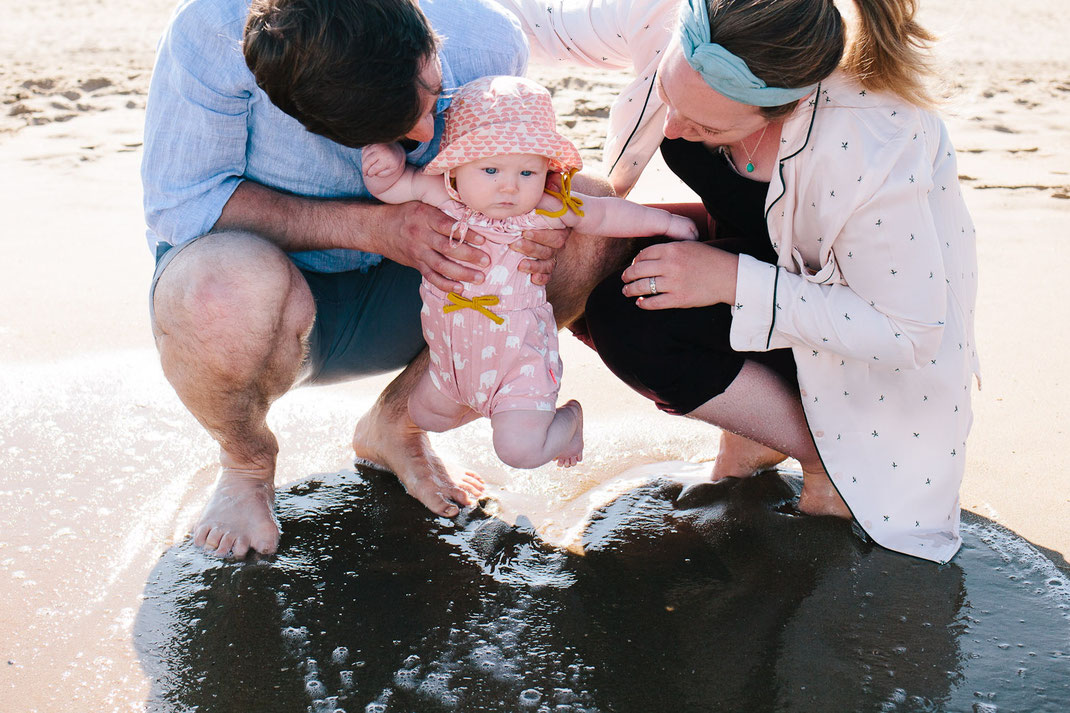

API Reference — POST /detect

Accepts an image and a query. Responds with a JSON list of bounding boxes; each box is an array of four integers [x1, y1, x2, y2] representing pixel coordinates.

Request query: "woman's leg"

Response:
[[686, 360, 849, 517], [585, 270, 850, 518]]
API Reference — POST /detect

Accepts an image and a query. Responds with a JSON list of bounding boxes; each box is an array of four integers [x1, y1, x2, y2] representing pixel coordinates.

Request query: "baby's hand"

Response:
[[361, 142, 406, 179], [666, 213, 700, 241]]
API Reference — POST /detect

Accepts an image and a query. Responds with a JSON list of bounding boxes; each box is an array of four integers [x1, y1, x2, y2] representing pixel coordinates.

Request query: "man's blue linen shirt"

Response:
[[141, 0, 528, 273]]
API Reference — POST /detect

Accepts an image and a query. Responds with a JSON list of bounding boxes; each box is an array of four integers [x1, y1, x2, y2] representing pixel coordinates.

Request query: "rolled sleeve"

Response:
[[141, 4, 252, 251]]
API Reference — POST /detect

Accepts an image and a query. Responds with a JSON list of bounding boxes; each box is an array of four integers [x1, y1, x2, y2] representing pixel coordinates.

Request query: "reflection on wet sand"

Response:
[[135, 467, 1070, 713]]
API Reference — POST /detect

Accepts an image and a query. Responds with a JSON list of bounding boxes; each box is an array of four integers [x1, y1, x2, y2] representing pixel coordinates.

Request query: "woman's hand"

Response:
[[621, 241, 739, 310]]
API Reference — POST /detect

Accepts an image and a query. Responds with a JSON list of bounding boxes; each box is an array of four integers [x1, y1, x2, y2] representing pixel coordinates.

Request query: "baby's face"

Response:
[[452, 154, 550, 219]]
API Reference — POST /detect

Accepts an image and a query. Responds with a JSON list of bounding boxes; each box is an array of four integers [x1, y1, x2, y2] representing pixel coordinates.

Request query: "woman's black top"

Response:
[[659, 136, 776, 264]]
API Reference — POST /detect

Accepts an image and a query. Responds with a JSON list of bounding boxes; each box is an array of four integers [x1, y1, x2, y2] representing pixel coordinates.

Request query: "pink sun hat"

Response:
[[423, 75, 582, 177]]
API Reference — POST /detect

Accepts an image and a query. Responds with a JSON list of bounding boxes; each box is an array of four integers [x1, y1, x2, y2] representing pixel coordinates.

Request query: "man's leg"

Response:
[[152, 231, 314, 558], [351, 350, 485, 518], [545, 179, 637, 329]]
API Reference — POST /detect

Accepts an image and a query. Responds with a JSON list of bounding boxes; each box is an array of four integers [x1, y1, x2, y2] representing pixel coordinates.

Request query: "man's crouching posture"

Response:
[[142, 0, 629, 557]]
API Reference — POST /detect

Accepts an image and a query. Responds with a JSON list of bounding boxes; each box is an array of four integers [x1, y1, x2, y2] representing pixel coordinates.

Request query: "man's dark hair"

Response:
[[244, 0, 438, 148]]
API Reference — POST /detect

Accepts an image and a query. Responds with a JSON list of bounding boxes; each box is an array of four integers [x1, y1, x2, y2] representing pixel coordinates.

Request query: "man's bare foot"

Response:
[[711, 431, 788, 481], [555, 400, 584, 468], [352, 406, 485, 518], [192, 466, 280, 558], [798, 469, 852, 519]]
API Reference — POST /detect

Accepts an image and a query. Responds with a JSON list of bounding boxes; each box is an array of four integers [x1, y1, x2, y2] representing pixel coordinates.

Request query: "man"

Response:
[[142, 0, 624, 558]]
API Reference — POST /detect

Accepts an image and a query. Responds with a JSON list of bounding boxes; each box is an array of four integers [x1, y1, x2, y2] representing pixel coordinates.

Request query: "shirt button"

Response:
[[815, 430, 825, 438]]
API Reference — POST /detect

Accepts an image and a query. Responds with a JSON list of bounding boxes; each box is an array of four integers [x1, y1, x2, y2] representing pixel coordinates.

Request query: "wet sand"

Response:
[[134, 468, 1069, 713], [2, 1, 1070, 710]]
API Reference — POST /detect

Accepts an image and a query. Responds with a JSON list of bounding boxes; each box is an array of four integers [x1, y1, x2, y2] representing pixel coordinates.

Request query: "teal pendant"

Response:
[[746, 162, 755, 173]]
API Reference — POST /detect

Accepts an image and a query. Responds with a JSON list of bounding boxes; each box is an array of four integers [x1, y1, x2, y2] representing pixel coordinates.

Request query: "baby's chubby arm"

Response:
[[361, 143, 450, 206], [546, 192, 698, 241], [360, 143, 486, 293]]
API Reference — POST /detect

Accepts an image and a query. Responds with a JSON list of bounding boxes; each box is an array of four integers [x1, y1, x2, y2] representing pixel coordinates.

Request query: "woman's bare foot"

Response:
[[555, 400, 584, 467], [352, 403, 485, 517], [192, 462, 280, 559], [711, 431, 788, 481], [798, 469, 852, 519]]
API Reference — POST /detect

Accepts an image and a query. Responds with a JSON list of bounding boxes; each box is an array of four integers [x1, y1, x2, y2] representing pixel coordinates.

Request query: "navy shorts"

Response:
[[150, 237, 426, 386]]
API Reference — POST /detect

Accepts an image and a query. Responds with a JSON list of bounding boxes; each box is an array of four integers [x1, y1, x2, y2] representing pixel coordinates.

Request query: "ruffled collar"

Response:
[[444, 202, 545, 245]]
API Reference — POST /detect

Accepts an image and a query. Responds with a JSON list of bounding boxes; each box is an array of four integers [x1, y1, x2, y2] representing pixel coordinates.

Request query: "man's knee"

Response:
[[153, 232, 315, 375], [156, 232, 311, 329]]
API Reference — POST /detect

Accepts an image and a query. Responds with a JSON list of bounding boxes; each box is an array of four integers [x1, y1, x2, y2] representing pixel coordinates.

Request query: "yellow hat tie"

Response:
[[536, 168, 585, 219], [443, 292, 505, 325]]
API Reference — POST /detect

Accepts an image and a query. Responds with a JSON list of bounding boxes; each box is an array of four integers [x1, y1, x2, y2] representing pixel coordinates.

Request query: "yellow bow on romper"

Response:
[[443, 292, 505, 325]]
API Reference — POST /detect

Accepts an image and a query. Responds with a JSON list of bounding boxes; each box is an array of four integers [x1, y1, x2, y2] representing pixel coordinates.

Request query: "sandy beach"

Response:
[[2, 1, 1069, 710]]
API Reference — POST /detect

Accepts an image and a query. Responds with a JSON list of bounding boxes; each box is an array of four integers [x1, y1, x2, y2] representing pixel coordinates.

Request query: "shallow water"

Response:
[[2, 353, 1068, 711], [135, 468, 1070, 713]]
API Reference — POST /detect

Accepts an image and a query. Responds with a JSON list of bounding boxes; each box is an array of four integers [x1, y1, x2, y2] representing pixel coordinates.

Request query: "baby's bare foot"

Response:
[[798, 469, 852, 519], [192, 466, 280, 558], [711, 431, 788, 481], [555, 400, 584, 468], [353, 405, 484, 517]]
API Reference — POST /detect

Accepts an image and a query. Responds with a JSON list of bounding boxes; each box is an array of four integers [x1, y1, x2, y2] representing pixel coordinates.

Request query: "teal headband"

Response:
[[678, 0, 818, 107]]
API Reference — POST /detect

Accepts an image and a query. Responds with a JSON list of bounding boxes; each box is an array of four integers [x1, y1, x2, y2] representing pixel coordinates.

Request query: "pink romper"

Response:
[[420, 201, 562, 418]]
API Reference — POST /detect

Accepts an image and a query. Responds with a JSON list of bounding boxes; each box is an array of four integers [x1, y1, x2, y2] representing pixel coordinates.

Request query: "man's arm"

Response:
[[141, 4, 489, 292], [215, 183, 486, 293]]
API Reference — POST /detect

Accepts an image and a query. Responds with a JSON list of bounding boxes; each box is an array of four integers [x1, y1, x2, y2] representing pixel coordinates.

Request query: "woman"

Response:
[[582, 0, 979, 564]]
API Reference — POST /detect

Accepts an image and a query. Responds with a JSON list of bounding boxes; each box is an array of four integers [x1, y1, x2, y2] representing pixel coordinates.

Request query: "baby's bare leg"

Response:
[[491, 400, 583, 469], [407, 370, 480, 433]]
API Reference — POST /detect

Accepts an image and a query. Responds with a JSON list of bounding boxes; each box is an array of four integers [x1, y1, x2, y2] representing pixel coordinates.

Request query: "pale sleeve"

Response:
[[141, 5, 252, 248], [730, 130, 948, 371], [489, 0, 676, 195]]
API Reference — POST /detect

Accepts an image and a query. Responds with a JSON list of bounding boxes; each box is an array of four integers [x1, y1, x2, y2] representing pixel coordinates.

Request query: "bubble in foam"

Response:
[[364, 703, 387, 713], [282, 625, 309, 644], [305, 679, 326, 698], [416, 671, 452, 699], [519, 688, 543, 707], [331, 646, 349, 664], [339, 670, 354, 690], [309, 697, 342, 713], [393, 667, 421, 691]]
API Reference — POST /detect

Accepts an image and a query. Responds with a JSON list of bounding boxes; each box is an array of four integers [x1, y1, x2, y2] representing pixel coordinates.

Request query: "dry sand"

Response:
[[1, 0, 1069, 710]]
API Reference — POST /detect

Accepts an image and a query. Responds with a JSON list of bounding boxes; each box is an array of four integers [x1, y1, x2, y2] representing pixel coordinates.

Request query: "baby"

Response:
[[362, 75, 696, 469]]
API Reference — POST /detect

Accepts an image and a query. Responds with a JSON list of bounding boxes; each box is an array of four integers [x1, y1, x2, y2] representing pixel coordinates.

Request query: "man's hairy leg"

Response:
[[152, 232, 315, 558], [351, 349, 486, 517]]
